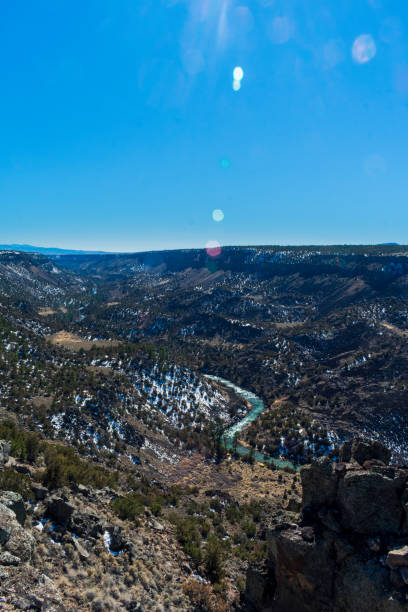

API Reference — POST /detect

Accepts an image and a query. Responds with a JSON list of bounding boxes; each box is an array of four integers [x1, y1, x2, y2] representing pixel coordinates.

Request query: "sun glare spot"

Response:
[[206, 240, 222, 258], [232, 66, 244, 91], [352, 34, 376, 64], [212, 209, 224, 222], [233, 66, 244, 81]]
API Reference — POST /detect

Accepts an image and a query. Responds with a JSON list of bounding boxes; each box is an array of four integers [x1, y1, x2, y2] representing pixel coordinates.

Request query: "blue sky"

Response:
[[0, 0, 407, 251]]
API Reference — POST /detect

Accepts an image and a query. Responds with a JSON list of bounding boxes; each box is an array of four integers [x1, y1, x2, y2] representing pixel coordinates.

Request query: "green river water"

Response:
[[204, 375, 297, 471]]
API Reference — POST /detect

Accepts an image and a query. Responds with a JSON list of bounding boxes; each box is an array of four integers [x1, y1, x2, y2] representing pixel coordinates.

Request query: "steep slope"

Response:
[[0, 250, 85, 308]]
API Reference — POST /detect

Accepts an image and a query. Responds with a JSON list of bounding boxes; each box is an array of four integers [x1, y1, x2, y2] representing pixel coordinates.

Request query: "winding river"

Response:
[[204, 375, 297, 470]]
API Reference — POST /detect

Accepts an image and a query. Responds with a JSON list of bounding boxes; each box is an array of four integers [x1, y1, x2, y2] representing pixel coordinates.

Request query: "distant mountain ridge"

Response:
[[0, 243, 110, 255], [0, 242, 404, 257]]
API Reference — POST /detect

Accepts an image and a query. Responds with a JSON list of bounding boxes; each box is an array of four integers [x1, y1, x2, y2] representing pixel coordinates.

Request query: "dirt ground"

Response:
[[47, 331, 120, 351]]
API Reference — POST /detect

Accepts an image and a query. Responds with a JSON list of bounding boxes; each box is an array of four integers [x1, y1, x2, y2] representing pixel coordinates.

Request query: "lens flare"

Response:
[[212, 209, 224, 222], [232, 66, 244, 91], [352, 34, 376, 64], [220, 158, 230, 169], [206, 240, 222, 258], [233, 66, 244, 81], [268, 17, 294, 44]]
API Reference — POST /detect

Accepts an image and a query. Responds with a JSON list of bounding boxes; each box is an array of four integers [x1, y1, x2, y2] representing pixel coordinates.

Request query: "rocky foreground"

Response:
[[0, 439, 194, 612], [3, 434, 408, 611], [245, 439, 408, 611]]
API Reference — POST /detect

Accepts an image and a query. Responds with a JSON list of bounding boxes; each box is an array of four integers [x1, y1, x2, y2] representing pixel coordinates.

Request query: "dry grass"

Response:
[[47, 331, 120, 352], [381, 321, 408, 338], [38, 308, 56, 316], [32, 395, 54, 408], [38, 306, 68, 316]]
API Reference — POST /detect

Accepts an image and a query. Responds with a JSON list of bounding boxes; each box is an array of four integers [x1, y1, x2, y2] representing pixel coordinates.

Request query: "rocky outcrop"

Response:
[[0, 491, 26, 526], [6, 567, 64, 611], [0, 439, 11, 467], [340, 438, 392, 465], [31, 482, 48, 501], [245, 439, 408, 611], [336, 468, 404, 534], [46, 496, 74, 525], [0, 491, 65, 610], [0, 501, 33, 562], [71, 511, 103, 539]]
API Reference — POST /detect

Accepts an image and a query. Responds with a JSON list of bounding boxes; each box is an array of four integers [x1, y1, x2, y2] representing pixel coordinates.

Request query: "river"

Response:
[[204, 375, 297, 470]]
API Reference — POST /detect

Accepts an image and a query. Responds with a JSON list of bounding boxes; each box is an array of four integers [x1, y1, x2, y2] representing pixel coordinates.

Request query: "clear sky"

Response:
[[0, 0, 407, 251]]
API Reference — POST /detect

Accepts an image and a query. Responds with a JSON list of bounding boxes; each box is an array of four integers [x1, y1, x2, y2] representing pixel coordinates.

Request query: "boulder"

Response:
[[71, 512, 103, 539], [339, 438, 391, 466], [125, 540, 138, 562], [14, 465, 32, 476], [31, 483, 48, 501], [336, 556, 402, 612], [300, 456, 338, 510], [244, 563, 276, 612], [339, 440, 353, 463], [0, 440, 11, 466], [46, 497, 73, 525], [0, 551, 20, 566], [337, 470, 402, 535], [386, 546, 408, 569], [400, 567, 408, 584], [152, 520, 164, 531], [0, 492, 26, 526], [267, 527, 336, 612], [8, 569, 64, 611], [72, 537, 89, 560], [108, 526, 123, 552], [351, 439, 391, 466], [246, 438, 408, 612], [0, 502, 33, 562], [78, 484, 90, 496]]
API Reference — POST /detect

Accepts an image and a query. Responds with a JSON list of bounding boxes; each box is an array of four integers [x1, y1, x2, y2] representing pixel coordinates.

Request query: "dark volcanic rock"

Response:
[[245, 438, 408, 612], [31, 483, 48, 501], [339, 438, 391, 466], [0, 440, 11, 466], [300, 456, 338, 510], [351, 439, 392, 466], [267, 527, 336, 612], [0, 492, 26, 526], [0, 502, 34, 562], [46, 497, 74, 525], [245, 563, 276, 612], [337, 470, 403, 535], [386, 546, 408, 568], [108, 525, 124, 552], [71, 512, 103, 539]]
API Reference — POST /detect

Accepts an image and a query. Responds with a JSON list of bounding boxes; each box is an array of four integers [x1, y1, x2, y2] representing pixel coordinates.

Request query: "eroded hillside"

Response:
[[0, 245, 408, 611]]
